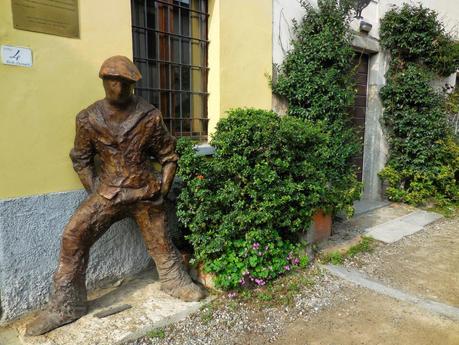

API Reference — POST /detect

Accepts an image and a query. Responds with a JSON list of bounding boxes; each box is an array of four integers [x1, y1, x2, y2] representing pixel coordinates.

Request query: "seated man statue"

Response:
[[26, 56, 206, 336]]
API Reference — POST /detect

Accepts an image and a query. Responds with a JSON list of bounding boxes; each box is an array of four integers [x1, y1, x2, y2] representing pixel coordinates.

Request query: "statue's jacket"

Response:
[[70, 96, 178, 203]]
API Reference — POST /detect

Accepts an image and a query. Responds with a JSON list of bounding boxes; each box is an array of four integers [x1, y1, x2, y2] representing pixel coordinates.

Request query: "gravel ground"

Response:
[[126, 209, 458, 345], [125, 264, 347, 345]]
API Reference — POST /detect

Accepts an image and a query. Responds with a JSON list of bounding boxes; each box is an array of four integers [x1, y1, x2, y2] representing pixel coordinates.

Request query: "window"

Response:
[[131, 0, 209, 141]]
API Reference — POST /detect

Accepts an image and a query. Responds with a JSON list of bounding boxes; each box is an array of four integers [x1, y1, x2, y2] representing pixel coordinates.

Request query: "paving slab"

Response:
[[0, 270, 211, 345], [365, 219, 424, 243], [325, 203, 416, 246], [365, 210, 442, 243], [324, 265, 459, 320], [353, 199, 390, 216], [398, 210, 444, 227]]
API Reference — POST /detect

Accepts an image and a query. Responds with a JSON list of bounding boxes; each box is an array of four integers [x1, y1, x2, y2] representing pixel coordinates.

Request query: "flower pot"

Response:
[[181, 253, 217, 289], [299, 210, 333, 244], [310, 210, 332, 242]]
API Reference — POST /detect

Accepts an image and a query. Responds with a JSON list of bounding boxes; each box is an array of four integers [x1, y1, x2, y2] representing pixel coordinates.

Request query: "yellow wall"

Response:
[[207, 0, 273, 136], [0, 0, 273, 199], [0, 1, 133, 199]]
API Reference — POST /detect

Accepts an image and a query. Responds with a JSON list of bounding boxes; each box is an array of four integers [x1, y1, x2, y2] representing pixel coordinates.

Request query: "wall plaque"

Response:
[[11, 0, 79, 38]]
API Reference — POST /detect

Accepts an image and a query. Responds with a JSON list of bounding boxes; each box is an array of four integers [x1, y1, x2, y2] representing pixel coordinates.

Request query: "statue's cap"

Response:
[[99, 56, 142, 82]]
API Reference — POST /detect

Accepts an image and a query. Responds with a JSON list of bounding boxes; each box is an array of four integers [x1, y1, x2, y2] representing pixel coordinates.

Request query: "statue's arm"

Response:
[[69, 113, 96, 193], [150, 110, 179, 198]]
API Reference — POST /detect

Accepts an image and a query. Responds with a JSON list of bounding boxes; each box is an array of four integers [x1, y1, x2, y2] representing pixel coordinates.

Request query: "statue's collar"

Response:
[[88, 96, 155, 137]]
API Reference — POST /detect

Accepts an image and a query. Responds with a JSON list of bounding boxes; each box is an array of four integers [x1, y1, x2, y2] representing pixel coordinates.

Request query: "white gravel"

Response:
[[125, 265, 346, 345]]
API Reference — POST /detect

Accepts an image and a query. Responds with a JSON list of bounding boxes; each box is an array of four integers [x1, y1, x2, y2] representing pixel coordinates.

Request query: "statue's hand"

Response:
[[160, 161, 177, 199], [160, 184, 170, 199], [151, 194, 164, 205]]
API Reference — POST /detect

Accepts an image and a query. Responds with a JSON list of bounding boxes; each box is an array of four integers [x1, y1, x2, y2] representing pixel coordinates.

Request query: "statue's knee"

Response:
[[61, 220, 90, 254]]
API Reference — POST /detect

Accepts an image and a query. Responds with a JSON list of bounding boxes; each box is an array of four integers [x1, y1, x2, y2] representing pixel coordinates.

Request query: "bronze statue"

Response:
[[25, 56, 206, 336]]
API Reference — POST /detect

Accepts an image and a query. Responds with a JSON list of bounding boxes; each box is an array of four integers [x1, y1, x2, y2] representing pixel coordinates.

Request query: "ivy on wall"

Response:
[[379, 4, 459, 205], [272, 0, 361, 215], [380, 4, 459, 77]]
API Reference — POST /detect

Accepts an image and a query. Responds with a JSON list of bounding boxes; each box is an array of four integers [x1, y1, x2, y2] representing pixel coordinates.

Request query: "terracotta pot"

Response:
[[181, 253, 217, 290], [299, 210, 332, 244], [311, 210, 332, 242], [193, 262, 217, 289]]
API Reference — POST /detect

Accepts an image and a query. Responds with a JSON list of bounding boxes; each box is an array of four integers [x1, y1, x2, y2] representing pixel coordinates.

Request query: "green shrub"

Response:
[[445, 86, 459, 140], [272, 0, 361, 216], [380, 4, 459, 76], [379, 4, 459, 205], [176, 109, 329, 289]]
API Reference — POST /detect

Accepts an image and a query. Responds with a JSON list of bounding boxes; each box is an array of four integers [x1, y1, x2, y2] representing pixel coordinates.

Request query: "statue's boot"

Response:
[[25, 282, 87, 336], [134, 202, 207, 302], [161, 276, 207, 302], [154, 246, 207, 302], [24, 307, 86, 336]]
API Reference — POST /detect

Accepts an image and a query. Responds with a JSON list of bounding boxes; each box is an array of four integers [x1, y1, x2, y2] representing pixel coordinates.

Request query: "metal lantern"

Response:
[[354, 0, 372, 19]]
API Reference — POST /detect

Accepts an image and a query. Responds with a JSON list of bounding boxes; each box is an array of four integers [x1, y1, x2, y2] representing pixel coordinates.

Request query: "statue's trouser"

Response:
[[48, 192, 194, 318]]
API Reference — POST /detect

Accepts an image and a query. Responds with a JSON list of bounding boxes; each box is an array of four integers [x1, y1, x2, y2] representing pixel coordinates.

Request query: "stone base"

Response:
[[0, 269, 211, 345]]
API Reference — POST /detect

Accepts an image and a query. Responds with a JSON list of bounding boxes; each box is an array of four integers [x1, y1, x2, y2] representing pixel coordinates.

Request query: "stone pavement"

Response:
[[365, 210, 443, 243], [0, 271, 211, 345], [274, 208, 458, 345]]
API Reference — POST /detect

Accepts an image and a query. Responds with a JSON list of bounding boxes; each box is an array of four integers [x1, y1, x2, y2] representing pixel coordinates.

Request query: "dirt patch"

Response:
[[274, 287, 459, 345], [346, 216, 459, 306]]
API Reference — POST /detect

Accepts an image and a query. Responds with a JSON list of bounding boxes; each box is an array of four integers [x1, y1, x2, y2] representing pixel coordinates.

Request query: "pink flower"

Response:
[[228, 292, 237, 299], [254, 278, 266, 286], [292, 258, 300, 265], [284, 265, 291, 271], [252, 242, 260, 250]]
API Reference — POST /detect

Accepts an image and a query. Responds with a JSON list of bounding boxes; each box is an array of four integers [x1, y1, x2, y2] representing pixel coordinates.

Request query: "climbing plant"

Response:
[[379, 4, 459, 205], [380, 4, 459, 77], [272, 0, 361, 215]]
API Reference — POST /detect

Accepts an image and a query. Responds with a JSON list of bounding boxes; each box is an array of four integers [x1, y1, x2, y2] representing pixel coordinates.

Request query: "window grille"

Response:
[[131, 0, 209, 141]]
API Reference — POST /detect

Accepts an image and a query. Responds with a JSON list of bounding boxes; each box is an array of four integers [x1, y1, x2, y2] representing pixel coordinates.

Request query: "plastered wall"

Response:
[[207, 0, 273, 135], [0, 0, 133, 199]]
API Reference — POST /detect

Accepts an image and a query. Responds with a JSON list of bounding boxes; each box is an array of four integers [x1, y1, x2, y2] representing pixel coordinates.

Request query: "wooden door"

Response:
[[351, 53, 369, 182]]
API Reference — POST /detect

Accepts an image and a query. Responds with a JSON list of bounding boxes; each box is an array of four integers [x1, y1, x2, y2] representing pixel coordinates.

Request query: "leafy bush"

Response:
[[177, 109, 330, 289], [272, 0, 361, 215], [379, 5, 459, 205], [445, 86, 459, 139], [380, 4, 459, 76]]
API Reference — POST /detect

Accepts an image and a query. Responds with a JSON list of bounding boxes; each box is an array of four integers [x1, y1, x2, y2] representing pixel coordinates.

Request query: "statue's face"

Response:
[[103, 77, 135, 105]]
